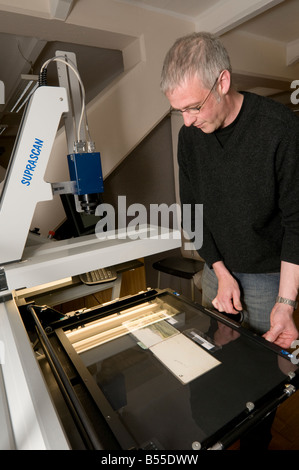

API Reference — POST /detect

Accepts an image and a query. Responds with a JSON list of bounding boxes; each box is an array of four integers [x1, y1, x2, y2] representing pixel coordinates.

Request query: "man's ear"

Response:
[[218, 69, 231, 96]]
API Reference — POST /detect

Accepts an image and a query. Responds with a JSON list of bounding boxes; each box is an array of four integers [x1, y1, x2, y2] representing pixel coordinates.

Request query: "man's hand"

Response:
[[212, 261, 242, 313], [263, 303, 299, 349]]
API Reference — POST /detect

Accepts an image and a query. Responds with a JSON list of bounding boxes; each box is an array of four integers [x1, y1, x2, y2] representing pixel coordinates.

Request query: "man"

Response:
[[160, 32, 299, 350]]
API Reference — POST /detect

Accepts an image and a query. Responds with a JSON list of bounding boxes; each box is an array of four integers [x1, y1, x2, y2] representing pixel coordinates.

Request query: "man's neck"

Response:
[[221, 90, 244, 128]]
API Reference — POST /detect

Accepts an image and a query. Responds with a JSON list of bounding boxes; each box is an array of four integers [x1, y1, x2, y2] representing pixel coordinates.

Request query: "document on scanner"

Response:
[[129, 320, 179, 348], [150, 333, 221, 384]]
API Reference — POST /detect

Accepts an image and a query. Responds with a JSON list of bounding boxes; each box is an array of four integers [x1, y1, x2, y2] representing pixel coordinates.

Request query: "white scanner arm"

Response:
[[0, 86, 68, 264]]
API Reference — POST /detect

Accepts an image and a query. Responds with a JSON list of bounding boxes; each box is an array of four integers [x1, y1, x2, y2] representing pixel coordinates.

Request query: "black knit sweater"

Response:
[[178, 91, 299, 273]]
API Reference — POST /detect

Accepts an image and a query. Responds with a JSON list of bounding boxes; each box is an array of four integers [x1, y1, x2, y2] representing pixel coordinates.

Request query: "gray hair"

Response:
[[160, 32, 232, 94]]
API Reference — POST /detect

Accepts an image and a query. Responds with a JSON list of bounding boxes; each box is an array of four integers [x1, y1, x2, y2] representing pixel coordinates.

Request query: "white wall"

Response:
[[222, 30, 299, 82], [0, 0, 298, 235]]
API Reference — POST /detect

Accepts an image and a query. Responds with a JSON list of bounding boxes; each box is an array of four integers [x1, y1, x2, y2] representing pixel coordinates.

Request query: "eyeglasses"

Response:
[[171, 75, 219, 115]]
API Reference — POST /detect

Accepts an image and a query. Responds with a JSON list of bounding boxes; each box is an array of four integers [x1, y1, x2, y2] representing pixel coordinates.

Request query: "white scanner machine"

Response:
[[0, 52, 181, 450]]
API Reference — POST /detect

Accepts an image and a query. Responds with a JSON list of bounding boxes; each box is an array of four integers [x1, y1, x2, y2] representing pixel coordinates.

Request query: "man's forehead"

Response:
[[167, 76, 206, 102]]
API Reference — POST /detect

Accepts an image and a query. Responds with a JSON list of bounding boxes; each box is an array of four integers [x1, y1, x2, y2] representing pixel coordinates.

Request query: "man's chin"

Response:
[[194, 123, 214, 133]]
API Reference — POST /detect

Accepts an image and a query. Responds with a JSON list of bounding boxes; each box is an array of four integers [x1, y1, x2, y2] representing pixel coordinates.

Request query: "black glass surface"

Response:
[[63, 291, 297, 450]]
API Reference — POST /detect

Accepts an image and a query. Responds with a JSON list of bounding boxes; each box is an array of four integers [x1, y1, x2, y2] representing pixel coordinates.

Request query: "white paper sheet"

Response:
[[150, 333, 221, 384]]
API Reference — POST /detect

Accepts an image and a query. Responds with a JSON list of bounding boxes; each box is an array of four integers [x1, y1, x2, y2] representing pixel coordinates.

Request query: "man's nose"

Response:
[[182, 112, 197, 127]]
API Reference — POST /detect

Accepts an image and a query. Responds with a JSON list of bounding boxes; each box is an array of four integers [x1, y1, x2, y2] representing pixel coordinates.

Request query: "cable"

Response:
[[40, 56, 86, 142], [17, 40, 34, 73], [39, 56, 92, 144]]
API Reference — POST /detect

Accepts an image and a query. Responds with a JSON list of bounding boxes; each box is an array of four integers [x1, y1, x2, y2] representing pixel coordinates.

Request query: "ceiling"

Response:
[[0, 0, 298, 167], [0, 35, 124, 168], [117, 0, 299, 43], [117, 0, 299, 110], [115, 0, 218, 20]]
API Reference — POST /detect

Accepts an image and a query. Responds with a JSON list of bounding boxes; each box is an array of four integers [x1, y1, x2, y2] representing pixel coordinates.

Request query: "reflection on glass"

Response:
[[65, 293, 295, 450], [66, 299, 180, 353]]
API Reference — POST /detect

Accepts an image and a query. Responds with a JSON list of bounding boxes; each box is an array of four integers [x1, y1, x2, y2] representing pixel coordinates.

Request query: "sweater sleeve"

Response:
[[178, 127, 222, 266], [276, 123, 299, 265]]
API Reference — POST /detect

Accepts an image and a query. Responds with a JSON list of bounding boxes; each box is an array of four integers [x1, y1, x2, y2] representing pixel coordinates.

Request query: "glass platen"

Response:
[[61, 290, 297, 450]]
